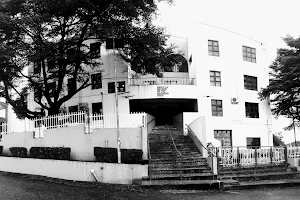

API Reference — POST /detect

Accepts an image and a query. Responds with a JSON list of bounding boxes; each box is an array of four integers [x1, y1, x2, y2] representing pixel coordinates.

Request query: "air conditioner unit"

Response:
[[231, 97, 239, 104]]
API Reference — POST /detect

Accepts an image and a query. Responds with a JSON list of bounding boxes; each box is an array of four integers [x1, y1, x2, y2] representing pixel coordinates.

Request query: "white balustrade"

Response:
[[288, 146, 300, 158], [218, 146, 287, 167], [2, 112, 147, 134]]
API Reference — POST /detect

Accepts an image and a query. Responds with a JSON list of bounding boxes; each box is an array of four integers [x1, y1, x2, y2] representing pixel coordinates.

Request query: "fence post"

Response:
[[254, 147, 258, 166], [270, 147, 273, 165], [84, 112, 89, 134], [237, 147, 240, 167], [284, 146, 288, 166]]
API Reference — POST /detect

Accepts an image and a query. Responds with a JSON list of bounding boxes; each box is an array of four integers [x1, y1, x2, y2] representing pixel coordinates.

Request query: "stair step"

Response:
[[151, 156, 204, 161], [219, 171, 299, 179], [151, 162, 208, 167], [143, 172, 214, 180], [150, 152, 201, 156], [148, 126, 212, 182], [151, 167, 211, 173]]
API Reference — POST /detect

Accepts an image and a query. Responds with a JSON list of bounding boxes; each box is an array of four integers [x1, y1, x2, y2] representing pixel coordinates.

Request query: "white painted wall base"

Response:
[[0, 157, 148, 184], [288, 158, 300, 171]]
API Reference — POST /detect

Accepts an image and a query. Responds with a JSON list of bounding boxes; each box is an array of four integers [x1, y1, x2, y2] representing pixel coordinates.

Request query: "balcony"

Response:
[[129, 77, 196, 86]]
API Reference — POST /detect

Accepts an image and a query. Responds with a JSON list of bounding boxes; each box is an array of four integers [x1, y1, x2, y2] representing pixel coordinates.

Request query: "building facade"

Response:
[[16, 24, 272, 147]]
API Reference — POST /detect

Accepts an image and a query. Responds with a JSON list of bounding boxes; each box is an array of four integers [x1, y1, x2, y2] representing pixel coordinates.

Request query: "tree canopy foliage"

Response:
[[259, 35, 300, 130], [0, 0, 175, 119]]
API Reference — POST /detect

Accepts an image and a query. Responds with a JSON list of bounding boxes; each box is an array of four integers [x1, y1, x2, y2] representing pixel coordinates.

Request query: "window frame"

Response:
[[33, 61, 41, 75], [90, 42, 101, 58], [208, 40, 220, 56], [48, 82, 56, 98], [244, 75, 258, 91], [210, 71, 221, 87], [108, 81, 126, 93], [242, 46, 256, 63], [67, 78, 77, 94], [92, 102, 103, 115], [211, 99, 223, 117], [68, 105, 79, 113], [214, 130, 232, 147], [245, 102, 259, 118], [34, 88, 42, 102], [246, 137, 261, 148], [91, 73, 102, 90]]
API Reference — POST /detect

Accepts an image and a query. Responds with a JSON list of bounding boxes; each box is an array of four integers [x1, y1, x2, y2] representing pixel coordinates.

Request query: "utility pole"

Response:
[[113, 37, 121, 163], [293, 118, 297, 146]]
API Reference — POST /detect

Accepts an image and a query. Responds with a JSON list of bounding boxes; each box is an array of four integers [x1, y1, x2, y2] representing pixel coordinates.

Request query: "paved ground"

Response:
[[1, 172, 300, 199]]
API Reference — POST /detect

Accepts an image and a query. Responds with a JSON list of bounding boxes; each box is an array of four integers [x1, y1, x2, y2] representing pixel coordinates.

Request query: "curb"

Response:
[[224, 180, 300, 190]]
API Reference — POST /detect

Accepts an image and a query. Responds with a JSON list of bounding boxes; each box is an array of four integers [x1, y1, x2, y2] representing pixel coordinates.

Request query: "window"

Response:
[[247, 137, 261, 148], [210, 71, 221, 86], [92, 102, 103, 115], [245, 102, 259, 118], [108, 81, 125, 93], [172, 64, 179, 72], [211, 99, 223, 116], [244, 75, 257, 90], [33, 62, 41, 74], [47, 59, 56, 71], [214, 130, 232, 147], [34, 88, 42, 102], [243, 46, 256, 63], [91, 73, 102, 90], [90, 42, 101, 57], [48, 82, 56, 97], [68, 105, 78, 113], [208, 40, 219, 56], [67, 78, 77, 94]]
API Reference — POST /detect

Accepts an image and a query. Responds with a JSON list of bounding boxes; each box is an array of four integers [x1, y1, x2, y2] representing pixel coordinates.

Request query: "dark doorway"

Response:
[[130, 98, 198, 125]]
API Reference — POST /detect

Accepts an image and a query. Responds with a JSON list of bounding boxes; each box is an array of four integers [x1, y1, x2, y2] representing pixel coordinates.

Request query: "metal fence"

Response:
[[0, 112, 147, 135]]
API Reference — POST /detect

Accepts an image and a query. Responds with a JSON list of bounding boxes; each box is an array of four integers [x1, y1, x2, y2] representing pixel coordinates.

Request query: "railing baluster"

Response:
[[237, 147, 240, 167], [254, 147, 258, 166]]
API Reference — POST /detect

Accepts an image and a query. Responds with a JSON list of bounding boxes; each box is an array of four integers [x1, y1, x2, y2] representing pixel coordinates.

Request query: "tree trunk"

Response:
[[47, 105, 61, 116]]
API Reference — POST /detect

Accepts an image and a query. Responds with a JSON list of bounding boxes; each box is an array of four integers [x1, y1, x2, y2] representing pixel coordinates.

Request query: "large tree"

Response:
[[259, 35, 300, 130], [0, 0, 175, 119]]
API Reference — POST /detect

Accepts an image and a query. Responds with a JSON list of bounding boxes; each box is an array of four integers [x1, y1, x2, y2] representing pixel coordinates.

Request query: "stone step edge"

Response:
[[142, 172, 214, 180], [218, 171, 300, 179], [151, 167, 211, 171]]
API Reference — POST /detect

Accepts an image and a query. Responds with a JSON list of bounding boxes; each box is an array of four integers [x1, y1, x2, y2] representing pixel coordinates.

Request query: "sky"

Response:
[[155, 0, 300, 143]]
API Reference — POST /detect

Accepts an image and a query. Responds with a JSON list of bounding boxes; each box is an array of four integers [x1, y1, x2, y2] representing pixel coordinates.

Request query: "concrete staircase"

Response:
[[219, 163, 300, 184], [134, 126, 220, 188]]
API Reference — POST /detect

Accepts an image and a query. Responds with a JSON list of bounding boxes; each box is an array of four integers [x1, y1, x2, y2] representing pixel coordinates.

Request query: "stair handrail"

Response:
[[186, 124, 217, 179], [186, 124, 217, 157], [166, 124, 183, 180], [147, 118, 155, 182]]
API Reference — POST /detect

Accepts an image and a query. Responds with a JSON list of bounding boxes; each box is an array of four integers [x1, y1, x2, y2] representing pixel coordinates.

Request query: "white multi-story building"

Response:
[[15, 24, 272, 147]]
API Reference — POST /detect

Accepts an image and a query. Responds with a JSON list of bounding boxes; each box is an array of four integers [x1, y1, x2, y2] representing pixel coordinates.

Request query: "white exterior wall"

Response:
[[6, 25, 272, 148], [187, 24, 272, 146]]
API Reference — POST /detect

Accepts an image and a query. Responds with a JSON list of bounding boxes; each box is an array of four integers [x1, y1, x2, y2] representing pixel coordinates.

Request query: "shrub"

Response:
[[0, 146, 3, 156], [121, 149, 143, 164], [30, 147, 71, 160], [9, 147, 27, 158], [94, 147, 117, 163]]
